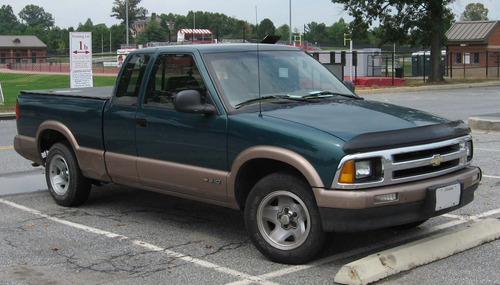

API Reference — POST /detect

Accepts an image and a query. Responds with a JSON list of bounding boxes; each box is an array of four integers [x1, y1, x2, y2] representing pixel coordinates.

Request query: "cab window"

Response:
[[115, 53, 151, 106], [144, 54, 207, 109]]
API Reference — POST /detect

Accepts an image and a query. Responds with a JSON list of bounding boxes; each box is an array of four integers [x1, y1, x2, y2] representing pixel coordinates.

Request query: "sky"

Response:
[[3, 0, 500, 32]]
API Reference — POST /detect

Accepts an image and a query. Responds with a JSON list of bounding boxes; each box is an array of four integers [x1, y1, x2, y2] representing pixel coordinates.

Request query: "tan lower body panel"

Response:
[[137, 156, 228, 202]]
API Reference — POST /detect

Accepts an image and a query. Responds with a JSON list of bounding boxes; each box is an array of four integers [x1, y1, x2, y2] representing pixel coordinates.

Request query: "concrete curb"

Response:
[[468, 114, 500, 132], [0, 113, 15, 120], [334, 218, 500, 285]]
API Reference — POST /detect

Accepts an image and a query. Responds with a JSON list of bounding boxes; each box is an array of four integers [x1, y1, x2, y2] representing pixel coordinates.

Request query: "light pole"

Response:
[[289, 0, 292, 43], [125, 0, 129, 46]]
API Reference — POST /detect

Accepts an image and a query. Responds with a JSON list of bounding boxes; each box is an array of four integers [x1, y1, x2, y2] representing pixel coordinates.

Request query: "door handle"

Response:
[[136, 118, 148, 128]]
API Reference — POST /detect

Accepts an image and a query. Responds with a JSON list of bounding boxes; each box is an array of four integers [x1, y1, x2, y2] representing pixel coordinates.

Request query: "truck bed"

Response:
[[20, 86, 114, 100]]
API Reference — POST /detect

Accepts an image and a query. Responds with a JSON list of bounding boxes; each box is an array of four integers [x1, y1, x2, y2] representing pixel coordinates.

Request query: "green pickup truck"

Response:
[[14, 44, 481, 264]]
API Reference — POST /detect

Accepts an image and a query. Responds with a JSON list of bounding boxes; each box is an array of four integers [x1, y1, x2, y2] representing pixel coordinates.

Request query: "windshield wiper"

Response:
[[235, 95, 304, 109], [303, 91, 362, 100]]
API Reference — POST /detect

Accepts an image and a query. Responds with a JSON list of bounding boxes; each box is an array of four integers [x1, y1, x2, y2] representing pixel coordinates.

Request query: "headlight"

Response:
[[460, 139, 473, 162], [355, 160, 372, 179], [338, 158, 383, 184], [466, 140, 473, 162]]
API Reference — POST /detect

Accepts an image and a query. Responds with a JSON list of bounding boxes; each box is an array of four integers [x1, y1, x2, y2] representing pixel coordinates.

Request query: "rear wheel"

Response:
[[45, 142, 91, 207], [244, 172, 327, 264]]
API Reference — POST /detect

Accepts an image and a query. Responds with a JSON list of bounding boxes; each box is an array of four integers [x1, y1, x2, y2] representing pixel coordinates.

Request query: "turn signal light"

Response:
[[338, 160, 355, 183]]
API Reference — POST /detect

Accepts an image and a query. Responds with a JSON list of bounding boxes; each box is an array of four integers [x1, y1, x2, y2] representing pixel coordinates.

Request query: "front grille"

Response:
[[392, 144, 460, 163], [332, 136, 472, 190], [393, 159, 460, 179]]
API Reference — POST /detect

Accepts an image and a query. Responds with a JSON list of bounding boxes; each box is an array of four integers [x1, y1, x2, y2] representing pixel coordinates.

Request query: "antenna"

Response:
[[257, 42, 262, 117], [255, 5, 263, 117]]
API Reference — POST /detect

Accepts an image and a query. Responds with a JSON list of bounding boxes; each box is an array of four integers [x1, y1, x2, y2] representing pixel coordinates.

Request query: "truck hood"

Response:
[[262, 99, 451, 142]]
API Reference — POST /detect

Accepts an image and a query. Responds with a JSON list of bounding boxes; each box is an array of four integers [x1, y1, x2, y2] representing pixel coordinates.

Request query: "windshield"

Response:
[[203, 50, 355, 110]]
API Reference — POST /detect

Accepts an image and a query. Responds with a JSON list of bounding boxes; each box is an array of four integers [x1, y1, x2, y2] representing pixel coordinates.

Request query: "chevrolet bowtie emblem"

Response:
[[430, 155, 445, 167]]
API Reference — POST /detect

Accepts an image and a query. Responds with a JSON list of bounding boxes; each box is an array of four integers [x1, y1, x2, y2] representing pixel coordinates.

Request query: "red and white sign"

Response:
[[70, 32, 93, 88]]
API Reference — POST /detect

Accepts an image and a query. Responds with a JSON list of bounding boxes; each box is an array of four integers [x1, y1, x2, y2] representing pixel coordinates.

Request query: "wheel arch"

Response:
[[228, 145, 324, 210], [36, 120, 110, 182], [37, 121, 77, 154]]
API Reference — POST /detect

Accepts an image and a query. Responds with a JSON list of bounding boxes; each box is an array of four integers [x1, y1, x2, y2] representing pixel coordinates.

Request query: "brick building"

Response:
[[131, 13, 161, 38], [0, 35, 47, 66], [446, 21, 500, 74]]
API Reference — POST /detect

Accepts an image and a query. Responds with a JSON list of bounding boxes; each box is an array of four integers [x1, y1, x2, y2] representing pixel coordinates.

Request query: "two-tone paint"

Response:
[[15, 44, 481, 233]]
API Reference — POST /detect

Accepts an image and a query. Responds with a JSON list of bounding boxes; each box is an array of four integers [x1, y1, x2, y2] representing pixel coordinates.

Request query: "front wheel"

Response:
[[45, 142, 91, 207], [244, 172, 327, 264]]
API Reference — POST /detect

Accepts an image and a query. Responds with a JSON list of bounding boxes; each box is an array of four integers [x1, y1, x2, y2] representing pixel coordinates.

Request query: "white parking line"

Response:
[[483, 175, 500, 179], [475, 148, 500, 152], [0, 198, 279, 285], [2, 197, 499, 285], [229, 208, 500, 285]]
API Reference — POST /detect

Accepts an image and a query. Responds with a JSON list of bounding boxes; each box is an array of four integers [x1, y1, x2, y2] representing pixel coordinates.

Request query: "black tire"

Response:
[[244, 172, 327, 264], [45, 142, 91, 207]]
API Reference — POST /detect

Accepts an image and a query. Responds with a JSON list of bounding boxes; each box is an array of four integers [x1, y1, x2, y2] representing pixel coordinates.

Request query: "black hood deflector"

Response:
[[343, 120, 471, 154]]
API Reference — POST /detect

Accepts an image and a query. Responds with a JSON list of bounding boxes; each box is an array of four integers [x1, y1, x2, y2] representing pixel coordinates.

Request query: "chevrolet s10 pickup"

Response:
[[14, 44, 481, 264]]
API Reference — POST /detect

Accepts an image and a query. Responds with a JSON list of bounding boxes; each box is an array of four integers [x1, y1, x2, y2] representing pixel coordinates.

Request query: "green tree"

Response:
[[18, 4, 54, 29], [276, 24, 290, 42], [0, 5, 21, 34], [327, 18, 349, 43], [137, 19, 166, 43], [111, 0, 148, 26], [306, 22, 329, 42], [331, 0, 455, 83], [77, 18, 94, 32], [258, 18, 275, 40], [460, 3, 489, 21]]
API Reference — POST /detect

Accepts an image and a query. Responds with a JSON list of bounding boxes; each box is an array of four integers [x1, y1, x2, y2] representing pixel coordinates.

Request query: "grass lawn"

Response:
[[0, 73, 117, 111]]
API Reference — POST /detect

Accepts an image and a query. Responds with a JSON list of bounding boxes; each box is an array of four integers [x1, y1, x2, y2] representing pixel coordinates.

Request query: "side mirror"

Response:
[[343, 80, 355, 93], [173, 90, 216, 115]]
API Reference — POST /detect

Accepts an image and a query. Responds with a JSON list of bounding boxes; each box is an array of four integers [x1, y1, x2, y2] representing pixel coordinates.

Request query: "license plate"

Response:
[[435, 183, 461, 211]]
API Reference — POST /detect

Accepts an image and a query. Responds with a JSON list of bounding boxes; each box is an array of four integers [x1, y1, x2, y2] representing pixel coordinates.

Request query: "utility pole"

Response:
[[125, 0, 129, 46], [289, 0, 292, 43], [344, 33, 353, 81]]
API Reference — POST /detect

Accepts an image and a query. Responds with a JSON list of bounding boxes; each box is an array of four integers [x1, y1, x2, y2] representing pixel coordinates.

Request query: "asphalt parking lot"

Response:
[[0, 84, 499, 284]]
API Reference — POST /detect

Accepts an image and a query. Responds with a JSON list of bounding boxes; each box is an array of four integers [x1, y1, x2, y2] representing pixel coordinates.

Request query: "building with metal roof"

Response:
[[0, 35, 47, 67], [445, 21, 500, 74]]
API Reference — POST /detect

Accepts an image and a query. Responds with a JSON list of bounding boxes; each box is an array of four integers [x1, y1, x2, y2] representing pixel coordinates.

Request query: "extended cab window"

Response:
[[144, 53, 207, 109], [115, 53, 151, 106]]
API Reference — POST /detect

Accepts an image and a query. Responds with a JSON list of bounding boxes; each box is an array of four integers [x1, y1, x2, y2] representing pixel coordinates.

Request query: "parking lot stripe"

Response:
[[0, 145, 14, 150], [475, 148, 500, 152], [0, 198, 279, 285], [229, 207, 500, 285], [2, 197, 499, 285], [483, 174, 500, 179]]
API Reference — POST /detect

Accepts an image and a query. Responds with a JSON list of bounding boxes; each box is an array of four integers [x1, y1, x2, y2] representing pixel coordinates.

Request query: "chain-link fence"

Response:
[[311, 50, 500, 87]]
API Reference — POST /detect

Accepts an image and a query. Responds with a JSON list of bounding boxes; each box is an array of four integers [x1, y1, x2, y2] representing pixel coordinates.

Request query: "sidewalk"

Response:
[[357, 80, 500, 132], [356, 80, 500, 95]]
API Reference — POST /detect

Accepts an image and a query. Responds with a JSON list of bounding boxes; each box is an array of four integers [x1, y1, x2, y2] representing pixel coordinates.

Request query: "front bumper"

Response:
[[313, 166, 481, 232]]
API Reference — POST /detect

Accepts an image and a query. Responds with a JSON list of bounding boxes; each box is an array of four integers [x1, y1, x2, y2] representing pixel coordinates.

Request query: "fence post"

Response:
[[391, 51, 395, 86], [449, 51, 453, 79], [423, 52, 426, 83], [486, 51, 489, 78], [385, 55, 388, 77], [463, 55, 466, 78]]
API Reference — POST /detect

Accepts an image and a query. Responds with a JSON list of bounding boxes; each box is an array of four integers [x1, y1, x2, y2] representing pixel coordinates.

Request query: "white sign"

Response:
[[70, 32, 93, 88]]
